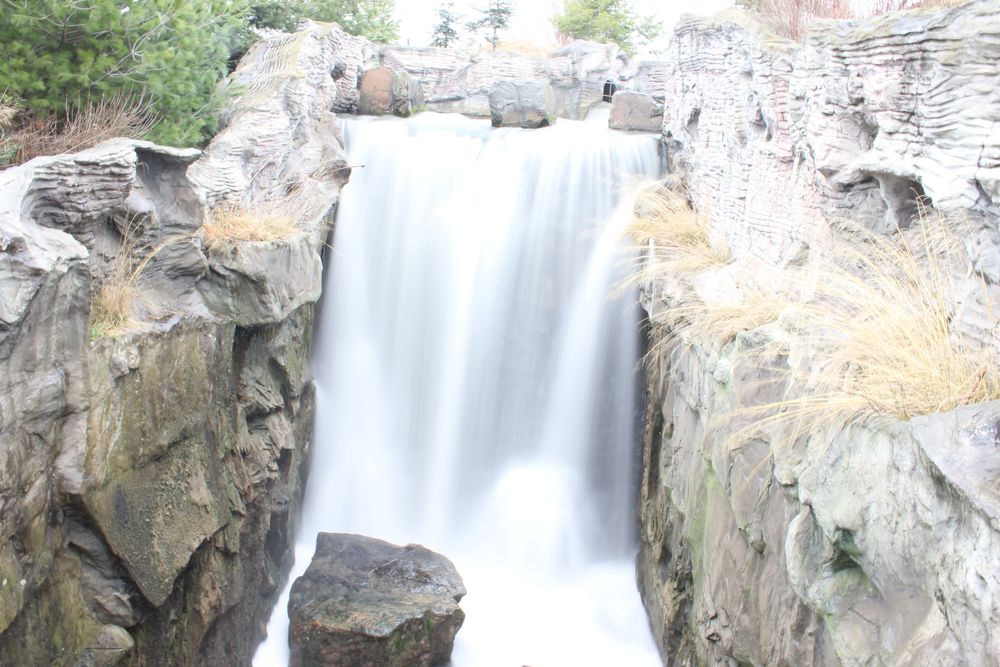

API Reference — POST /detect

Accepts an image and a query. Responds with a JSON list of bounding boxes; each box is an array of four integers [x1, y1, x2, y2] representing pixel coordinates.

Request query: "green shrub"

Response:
[[554, 0, 660, 55], [0, 0, 249, 147], [247, 0, 399, 42]]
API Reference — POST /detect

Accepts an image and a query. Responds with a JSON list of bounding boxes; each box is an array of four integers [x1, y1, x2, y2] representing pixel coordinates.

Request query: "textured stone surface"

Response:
[[638, 3, 1000, 665], [489, 80, 556, 128], [0, 18, 363, 667], [661, 3, 1000, 263], [638, 326, 1000, 666], [358, 66, 425, 117], [380, 42, 664, 120], [289, 533, 466, 667], [609, 91, 663, 132]]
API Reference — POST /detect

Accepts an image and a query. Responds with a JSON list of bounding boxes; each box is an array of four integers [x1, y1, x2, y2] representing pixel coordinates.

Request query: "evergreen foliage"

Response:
[[0, 0, 249, 147], [431, 2, 461, 47], [466, 0, 513, 49], [247, 0, 399, 42], [553, 0, 661, 55]]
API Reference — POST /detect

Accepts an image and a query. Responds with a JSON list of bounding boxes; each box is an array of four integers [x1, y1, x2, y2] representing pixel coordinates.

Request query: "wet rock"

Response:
[[608, 91, 662, 132], [288, 533, 466, 667], [489, 80, 556, 128], [358, 66, 425, 117]]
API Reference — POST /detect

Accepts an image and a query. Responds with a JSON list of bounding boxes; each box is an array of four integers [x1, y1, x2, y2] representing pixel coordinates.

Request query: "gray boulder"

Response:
[[488, 80, 556, 128], [288, 533, 466, 667], [608, 90, 663, 132]]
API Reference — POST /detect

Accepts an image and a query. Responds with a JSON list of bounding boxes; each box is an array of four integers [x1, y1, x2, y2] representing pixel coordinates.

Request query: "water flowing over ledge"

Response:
[[255, 111, 661, 666]]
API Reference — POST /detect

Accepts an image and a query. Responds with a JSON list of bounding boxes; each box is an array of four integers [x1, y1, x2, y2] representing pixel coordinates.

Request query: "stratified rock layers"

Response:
[[637, 3, 1000, 666], [0, 21, 364, 666]]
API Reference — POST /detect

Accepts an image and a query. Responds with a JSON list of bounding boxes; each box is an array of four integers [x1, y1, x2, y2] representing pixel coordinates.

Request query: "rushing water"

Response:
[[254, 110, 661, 666]]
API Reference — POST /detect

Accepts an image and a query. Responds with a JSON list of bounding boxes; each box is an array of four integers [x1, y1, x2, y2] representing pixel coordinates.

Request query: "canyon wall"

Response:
[[637, 2, 1000, 665], [0, 23, 370, 666]]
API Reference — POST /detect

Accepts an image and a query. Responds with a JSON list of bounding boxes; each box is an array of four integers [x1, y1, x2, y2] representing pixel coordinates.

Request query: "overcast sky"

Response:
[[394, 0, 734, 51]]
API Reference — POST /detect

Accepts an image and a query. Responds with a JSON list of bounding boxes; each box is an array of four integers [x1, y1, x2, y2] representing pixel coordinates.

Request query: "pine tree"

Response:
[[553, 0, 661, 55], [466, 0, 513, 49], [248, 0, 399, 42], [431, 2, 461, 48], [0, 0, 250, 147]]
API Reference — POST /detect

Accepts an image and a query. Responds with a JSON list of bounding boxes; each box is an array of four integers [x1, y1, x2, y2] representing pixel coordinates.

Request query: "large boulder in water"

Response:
[[608, 91, 663, 132], [488, 80, 556, 128], [288, 533, 466, 667]]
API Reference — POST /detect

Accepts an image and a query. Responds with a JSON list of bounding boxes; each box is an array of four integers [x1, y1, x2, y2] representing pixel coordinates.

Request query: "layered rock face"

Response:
[[638, 2, 1000, 665], [381, 43, 668, 119], [0, 21, 367, 666], [288, 534, 466, 667]]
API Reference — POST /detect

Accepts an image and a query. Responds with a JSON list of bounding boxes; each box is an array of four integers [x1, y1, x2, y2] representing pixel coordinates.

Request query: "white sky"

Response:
[[394, 0, 734, 50]]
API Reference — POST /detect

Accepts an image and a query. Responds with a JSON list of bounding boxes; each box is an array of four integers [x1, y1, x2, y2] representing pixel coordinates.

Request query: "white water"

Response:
[[254, 111, 661, 667]]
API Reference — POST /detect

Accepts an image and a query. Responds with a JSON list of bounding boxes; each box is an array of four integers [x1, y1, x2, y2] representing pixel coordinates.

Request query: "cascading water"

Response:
[[254, 110, 661, 666]]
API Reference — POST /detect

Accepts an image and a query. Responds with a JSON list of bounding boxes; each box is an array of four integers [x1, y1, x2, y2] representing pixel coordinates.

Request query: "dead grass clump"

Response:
[[748, 0, 971, 40], [747, 0, 853, 40], [89, 216, 166, 339], [203, 198, 303, 249], [492, 40, 558, 58], [626, 186, 731, 282], [3, 94, 154, 167], [730, 212, 1000, 444]]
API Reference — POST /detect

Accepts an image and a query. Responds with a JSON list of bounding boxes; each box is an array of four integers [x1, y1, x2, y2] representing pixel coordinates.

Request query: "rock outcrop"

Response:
[[489, 80, 556, 128], [358, 66, 425, 117], [379, 42, 666, 120], [288, 534, 466, 667], [609, 91, 663, 132], [637, 2, 1000, 666], [0, 20, 367, 666]]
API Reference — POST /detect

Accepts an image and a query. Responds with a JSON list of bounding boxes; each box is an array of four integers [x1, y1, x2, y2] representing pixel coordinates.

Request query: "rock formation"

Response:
[[288, 533, 466, 667], [2, 3, 998, 665], [0, 20, 370, 666], [380, 42, 667, 119], [636, 2, 1000, 665], [489, 80, 556, 128]]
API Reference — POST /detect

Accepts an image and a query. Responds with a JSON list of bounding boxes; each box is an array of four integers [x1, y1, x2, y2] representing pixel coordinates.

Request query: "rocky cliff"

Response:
[[0, 22, 369, 666], [637, 2, 1000, 665]]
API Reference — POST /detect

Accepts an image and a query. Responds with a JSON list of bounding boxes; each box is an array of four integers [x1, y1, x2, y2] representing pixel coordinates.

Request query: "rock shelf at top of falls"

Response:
[[287, 533, 466, 667]]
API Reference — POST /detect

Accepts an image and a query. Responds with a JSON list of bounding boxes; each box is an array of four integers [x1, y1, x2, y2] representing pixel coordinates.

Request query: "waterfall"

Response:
[[254, 111, 661, 666]]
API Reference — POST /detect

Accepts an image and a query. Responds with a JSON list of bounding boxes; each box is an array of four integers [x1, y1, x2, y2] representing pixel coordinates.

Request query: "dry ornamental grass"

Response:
[[627, 184, 1000, 445], [1, 94, 154, 167]]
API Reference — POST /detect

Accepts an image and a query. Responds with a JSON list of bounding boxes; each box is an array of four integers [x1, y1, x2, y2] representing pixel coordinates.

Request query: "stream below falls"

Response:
[[254, 109, 662, 666]]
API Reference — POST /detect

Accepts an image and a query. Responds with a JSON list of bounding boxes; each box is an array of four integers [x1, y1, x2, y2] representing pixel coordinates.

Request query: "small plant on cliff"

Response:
[[625, 185, 791, 350], [742, 0, 852, 40], [1, 94, 155, 167], [89, 215, 169, 339], [626, 185, 730, 280], [727, 211, 1000, 445], [202, 183, 327, 249]]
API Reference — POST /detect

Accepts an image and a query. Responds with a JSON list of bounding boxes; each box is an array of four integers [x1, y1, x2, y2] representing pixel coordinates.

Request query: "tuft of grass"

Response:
[[203, 203, 301, 248], [632, 180, 999, 447], [746, 0, 853, 40], [725, 211, 1000, 446], [626, 185, 731, 282], [747, 0, 972, 40], [89, 216, 168, 339], [2, 94, 155, 167], [202, 179, 333, 249]]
